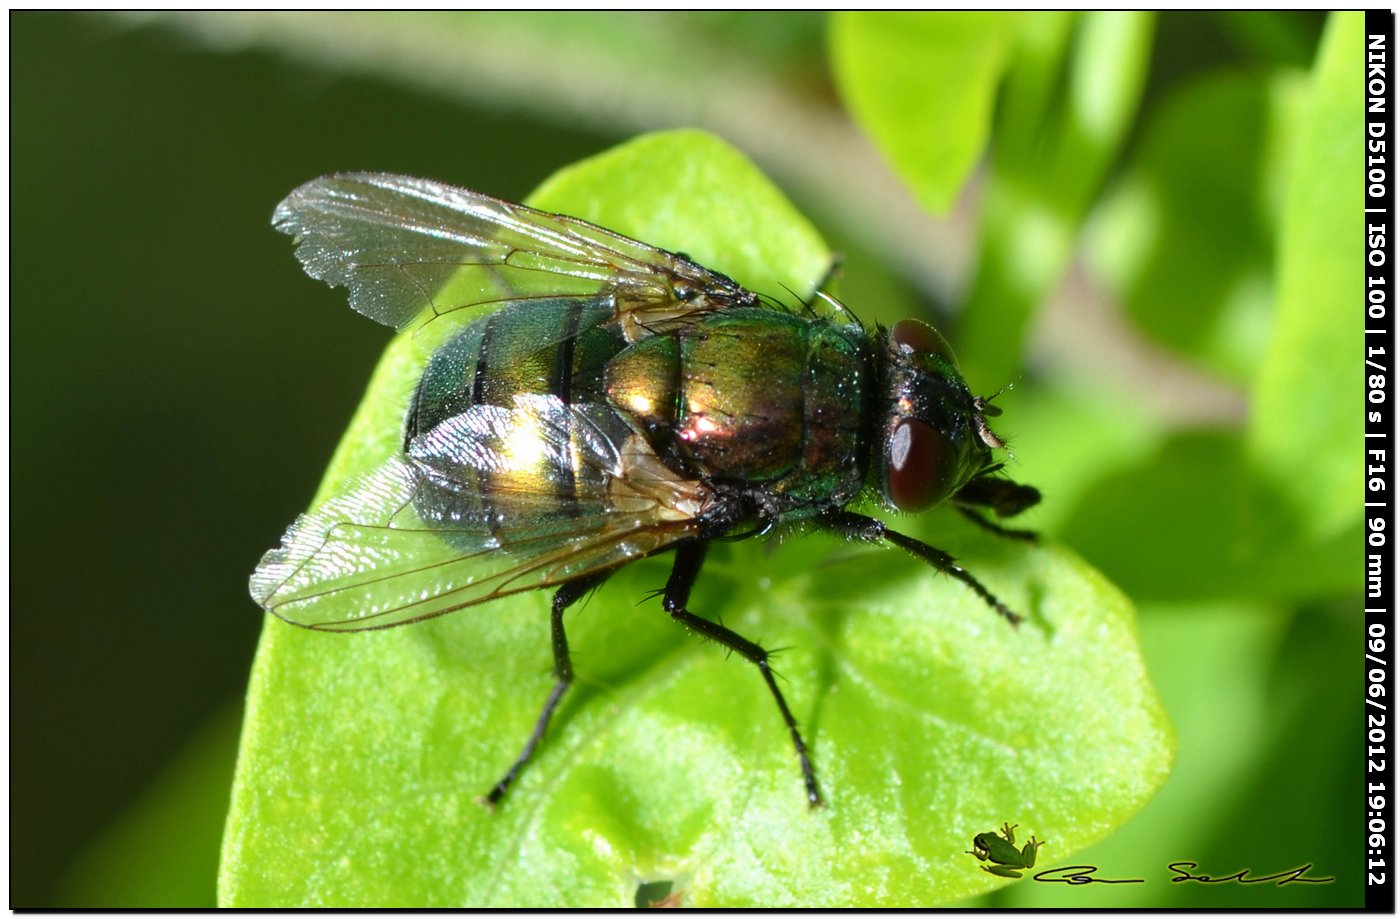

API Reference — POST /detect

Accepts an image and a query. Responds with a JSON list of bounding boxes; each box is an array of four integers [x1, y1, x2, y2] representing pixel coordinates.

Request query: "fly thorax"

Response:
[[605, 309, 870, 510]]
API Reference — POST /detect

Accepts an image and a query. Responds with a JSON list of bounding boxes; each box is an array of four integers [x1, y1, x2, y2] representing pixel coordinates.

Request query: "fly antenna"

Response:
[[981, 382, 1015, 410]]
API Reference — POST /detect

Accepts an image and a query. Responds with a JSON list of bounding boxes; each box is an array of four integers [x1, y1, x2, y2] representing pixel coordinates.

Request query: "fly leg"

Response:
[[483, 572, 608, 808], [953, 477, 1041, 542], [955, 506, 1038, 542], [662, 541, 823, 808], [819, 510, 1024, 627]]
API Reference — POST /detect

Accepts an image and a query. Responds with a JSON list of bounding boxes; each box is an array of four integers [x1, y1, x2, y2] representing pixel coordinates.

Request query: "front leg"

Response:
[[819, 510, 1024, 627], [1021, 836, 1044, 869]]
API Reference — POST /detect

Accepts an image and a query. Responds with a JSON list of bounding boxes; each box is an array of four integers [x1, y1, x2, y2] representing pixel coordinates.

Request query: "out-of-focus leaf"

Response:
[[1183, 603, 1362, 907], [959, 12, 1155, 386], [221, 130, 1170, 907], [1086, 70, 1306, 382], [1249, 11, 1363, 540], [1215, 10, 1328, 68], [1059, 430, 1355, 603], [987, 377, 1168, 536], [60, 705, 241, 908], [999, 600, 1360, 908], [829, 12, 1017, 213], [995, 12, 1075, 142]]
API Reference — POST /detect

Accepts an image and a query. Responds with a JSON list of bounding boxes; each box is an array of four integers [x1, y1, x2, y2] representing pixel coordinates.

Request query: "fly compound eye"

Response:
[[887, 419, 958, 512], [891, 318, 957, 365]]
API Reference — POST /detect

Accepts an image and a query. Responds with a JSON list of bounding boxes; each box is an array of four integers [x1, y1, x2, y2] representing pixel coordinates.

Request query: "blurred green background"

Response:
[[12, 10, 1361, 907]]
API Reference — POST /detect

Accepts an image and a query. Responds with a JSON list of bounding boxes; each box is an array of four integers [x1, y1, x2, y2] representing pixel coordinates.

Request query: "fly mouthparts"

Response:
[[973, 409, 1006, 450]]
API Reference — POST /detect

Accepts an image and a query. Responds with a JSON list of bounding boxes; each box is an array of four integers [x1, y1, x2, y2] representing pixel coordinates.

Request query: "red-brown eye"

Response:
[[891, 318, 957, 364], [887, 419, 957, 512]]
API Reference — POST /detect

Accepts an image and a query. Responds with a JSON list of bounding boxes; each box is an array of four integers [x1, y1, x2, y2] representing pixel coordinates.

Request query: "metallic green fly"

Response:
[[250, 173, 1040, 808]]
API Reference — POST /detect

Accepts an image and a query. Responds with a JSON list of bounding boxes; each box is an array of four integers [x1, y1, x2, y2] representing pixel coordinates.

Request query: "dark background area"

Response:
[[11, 13, 614, 904]]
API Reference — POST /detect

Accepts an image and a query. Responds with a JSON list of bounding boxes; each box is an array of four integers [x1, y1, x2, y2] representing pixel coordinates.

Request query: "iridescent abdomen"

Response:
[[405, 297, 633, 535]]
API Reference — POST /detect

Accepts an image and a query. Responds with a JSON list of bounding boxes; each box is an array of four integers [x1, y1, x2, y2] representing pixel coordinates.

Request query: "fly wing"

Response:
[[250, 395, 710, 631], [273, 173, 757, 337]]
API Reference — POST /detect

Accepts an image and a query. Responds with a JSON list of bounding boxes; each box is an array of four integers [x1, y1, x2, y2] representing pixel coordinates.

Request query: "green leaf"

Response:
[[989, 376, 1169, 536], [829, 12, 1017, 213], [61, 705, 241, 907], [222, 130, 1171, 907], [1057, 430, 1355, 604], [1214, 10, 1328, 68], [1086, 69, 1306, 383], [1000, 599, 1363, 908], [999, 600, 1286, 907], [959, 12, 1155, 387], [1249, 11, 1364, 541]]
